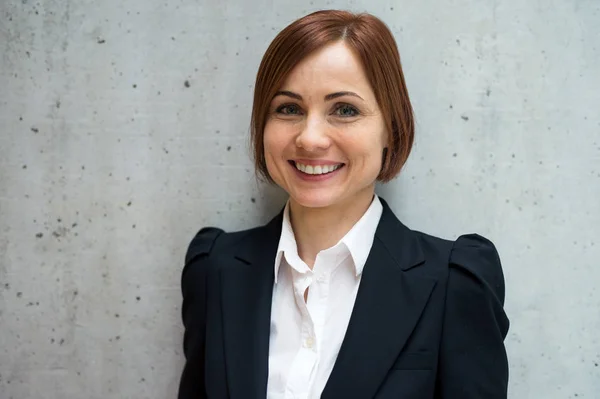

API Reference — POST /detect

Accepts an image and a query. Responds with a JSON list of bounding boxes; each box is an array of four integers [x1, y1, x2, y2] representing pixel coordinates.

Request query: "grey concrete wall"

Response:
[[1, 0, 598, 398]]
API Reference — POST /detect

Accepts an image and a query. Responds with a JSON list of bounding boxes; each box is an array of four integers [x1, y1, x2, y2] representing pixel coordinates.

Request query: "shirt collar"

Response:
[[274, 195, 383, 283]]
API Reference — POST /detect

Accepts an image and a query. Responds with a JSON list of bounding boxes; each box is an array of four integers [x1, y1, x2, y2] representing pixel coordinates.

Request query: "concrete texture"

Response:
[[1, 0, 599, 398]]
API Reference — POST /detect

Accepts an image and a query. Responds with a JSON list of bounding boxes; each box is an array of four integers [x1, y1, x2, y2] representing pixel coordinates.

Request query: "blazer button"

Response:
[[304, 337, 314, 348]]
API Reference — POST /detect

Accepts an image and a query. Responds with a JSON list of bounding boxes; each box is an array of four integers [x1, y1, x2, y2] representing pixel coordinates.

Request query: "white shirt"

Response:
[[266, 195, 383, 399]]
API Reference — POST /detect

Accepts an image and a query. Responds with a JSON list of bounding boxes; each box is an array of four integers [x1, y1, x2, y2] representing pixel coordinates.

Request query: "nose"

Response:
[[295, 117, 331, 152]]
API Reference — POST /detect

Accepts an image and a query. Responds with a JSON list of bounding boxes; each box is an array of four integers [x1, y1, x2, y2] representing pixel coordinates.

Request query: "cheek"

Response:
[[264, 121, 295, 153], [263, 125, 287, 172], [349, 130, 387, 176]]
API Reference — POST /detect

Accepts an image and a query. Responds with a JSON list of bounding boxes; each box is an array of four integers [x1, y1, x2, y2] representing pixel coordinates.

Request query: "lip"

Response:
[[292, 159, 343, 166], [288, 160, 345, 182]]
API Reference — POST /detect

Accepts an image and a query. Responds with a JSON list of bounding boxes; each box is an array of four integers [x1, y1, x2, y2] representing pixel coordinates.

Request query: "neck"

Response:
[[288, 187, 375, 268]]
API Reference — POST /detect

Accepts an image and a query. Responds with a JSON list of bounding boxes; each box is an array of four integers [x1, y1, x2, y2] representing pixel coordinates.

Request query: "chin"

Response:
[[289, 191, 344, 209]]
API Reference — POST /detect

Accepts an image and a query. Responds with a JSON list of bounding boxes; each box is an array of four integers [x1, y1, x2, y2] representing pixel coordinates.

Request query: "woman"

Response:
[[178, 10, 509, 399]]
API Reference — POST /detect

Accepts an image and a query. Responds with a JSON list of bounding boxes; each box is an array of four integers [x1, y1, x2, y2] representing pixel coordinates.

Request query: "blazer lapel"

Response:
[[321, 199, 438, 399], [219, 210, 283, 399]]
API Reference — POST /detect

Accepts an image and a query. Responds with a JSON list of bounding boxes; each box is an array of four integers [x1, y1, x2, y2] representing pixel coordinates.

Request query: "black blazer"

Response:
[[178, 198, 509, 399]]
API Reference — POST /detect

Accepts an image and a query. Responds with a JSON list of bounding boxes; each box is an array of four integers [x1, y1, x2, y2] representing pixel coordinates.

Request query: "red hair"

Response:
[[251, 10, 415, 182]]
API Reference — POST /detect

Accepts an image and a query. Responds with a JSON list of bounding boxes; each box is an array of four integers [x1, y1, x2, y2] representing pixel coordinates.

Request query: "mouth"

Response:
[[288, 160, 345, 176]]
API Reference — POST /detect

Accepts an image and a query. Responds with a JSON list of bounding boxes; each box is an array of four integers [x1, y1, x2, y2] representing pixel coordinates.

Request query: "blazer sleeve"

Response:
[[178, 227, 223, 399], [436, 234, 510, 398]]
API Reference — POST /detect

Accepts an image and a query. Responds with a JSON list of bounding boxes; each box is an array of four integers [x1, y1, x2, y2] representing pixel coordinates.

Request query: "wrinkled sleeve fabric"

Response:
[[178, 227, 223, 399], [436, 234, 510, 398]]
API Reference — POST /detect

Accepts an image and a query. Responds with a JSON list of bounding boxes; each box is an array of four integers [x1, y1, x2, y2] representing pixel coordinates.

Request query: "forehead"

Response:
[[280, 41, 374, 96]]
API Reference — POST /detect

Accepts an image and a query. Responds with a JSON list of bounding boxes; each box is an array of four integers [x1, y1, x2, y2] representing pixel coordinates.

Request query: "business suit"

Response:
[[178, 198, 509, 399]]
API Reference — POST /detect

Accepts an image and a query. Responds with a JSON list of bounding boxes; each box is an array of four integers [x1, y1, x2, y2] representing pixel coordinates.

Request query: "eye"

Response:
[[275, 104, 302, 115], [334, 103, 360, 117]]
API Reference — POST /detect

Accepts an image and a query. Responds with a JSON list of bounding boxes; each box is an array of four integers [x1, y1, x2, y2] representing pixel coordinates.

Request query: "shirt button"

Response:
[[304, 337, 314, 348], [316, 274, 327, 282]]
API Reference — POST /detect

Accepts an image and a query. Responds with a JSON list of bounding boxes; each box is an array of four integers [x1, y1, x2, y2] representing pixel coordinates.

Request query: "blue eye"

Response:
[[335, 104, 359, 117], [276, 104, 302, 115]]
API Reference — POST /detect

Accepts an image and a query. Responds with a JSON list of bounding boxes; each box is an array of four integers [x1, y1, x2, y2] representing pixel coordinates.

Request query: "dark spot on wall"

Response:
[[171, 36, 175, 41], [452, 153, 457, 157], [59, 339, 64, 345], [56, 100, 61, 108], [22, 165, 27, 169], [227, 146, 231, 151], [73, 290, 78, 296], [115, 313, 120, 318], [16, 292, 22, 298], [81, 165, 85, 170], [163, 147, 169, 154], [251, 197, 256, 203], [449, 104, 453, 109], [136, 296, 141, 301], [19, 116, 23, 121], [184, 80, 191, 88], [31, 127, 39, 133], [245, 36, 249, 40], [36, 232, 43, 238], [72, 223, 77, 228], [127, 201, 132, 206], [486, 88, 491, 97], [132, 224, 136, 229], [461, 115, 469, 121], [456, 39, 460, 45], [512, 153, 516, 158], [97, 38, 106, 44], [132, 84, 137, 88], [4, 283, 9, 289], [50, 338, 55, 344]]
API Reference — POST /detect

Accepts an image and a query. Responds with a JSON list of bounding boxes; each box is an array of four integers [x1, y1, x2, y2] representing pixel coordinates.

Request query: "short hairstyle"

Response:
[[250, 10, 415, 183]]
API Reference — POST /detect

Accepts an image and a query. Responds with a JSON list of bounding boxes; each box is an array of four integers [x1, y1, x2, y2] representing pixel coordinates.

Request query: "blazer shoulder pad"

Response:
[[185, 227, 224, 264], [449, 233, 505, 304]]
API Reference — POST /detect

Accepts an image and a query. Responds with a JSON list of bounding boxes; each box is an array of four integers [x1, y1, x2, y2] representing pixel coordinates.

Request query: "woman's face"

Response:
[[263, 41, 388, 210]]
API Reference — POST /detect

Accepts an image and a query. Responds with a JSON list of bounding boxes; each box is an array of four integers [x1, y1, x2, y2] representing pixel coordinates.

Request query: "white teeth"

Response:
[[294, 162, 342, 175]]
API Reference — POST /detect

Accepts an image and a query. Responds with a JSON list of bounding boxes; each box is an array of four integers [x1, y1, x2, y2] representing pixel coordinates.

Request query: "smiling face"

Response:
[[263, 41, 388, 210]]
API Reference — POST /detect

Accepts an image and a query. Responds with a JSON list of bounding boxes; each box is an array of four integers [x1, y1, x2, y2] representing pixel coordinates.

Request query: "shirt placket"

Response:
[[308, 261, 331, 357], [285, 270, 317, 399]]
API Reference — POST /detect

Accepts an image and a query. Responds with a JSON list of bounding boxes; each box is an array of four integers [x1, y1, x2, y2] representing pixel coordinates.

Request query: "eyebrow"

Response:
[[273, 90, 364, 101]]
